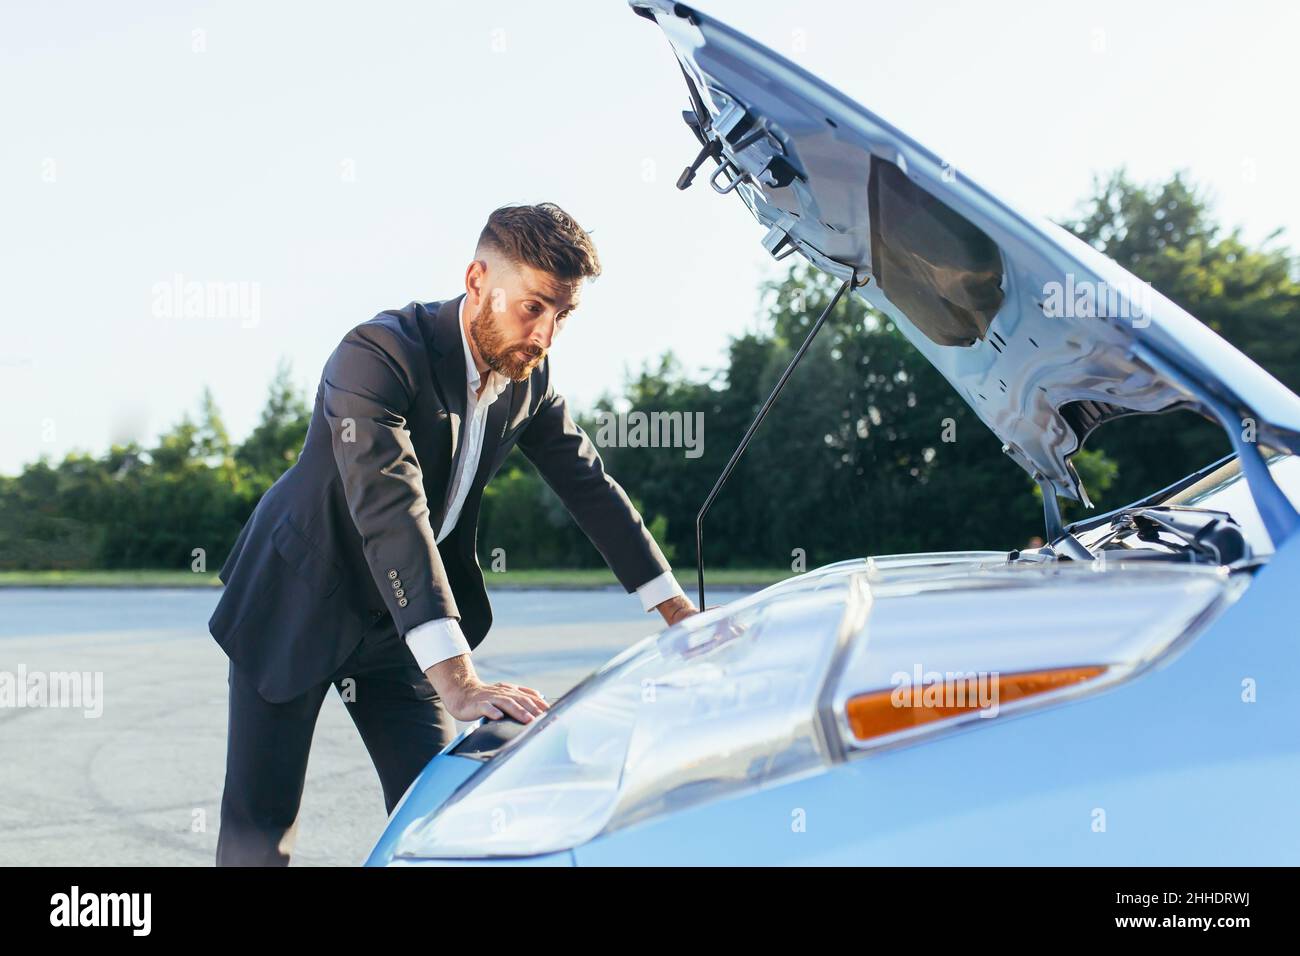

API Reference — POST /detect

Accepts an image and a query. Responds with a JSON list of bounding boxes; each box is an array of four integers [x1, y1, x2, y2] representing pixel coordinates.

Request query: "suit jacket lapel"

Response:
[[429, 295, 469, 469], [426, 295, 526, 549], [471, 380, 517, 492]]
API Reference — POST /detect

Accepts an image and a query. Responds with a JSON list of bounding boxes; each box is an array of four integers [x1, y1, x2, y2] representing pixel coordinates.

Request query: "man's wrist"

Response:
[[655, 594, 698, 625], [423, 653, 479, 708]]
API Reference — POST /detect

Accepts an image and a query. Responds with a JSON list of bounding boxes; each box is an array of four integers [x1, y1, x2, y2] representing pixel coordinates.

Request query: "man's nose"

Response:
[[530, 314, 557, 350]]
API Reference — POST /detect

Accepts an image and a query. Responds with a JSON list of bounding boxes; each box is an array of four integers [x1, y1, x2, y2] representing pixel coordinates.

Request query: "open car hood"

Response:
[[632, 0, 1300, 506]]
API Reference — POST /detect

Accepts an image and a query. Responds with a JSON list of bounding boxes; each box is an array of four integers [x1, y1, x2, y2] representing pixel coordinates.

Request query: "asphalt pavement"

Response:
[[0, 585, 756, 866]]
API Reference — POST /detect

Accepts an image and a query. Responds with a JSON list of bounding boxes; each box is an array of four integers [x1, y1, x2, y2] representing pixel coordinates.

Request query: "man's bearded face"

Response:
[[469, 295, 547, 382]]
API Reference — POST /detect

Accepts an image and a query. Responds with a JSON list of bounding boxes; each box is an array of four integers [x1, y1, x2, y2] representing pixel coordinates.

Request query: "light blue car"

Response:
[[367, 1, 1300, 865]]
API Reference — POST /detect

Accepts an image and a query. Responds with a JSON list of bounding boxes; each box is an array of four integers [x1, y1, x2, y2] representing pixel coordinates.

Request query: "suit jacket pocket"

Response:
[[271, 516, 342, 597]]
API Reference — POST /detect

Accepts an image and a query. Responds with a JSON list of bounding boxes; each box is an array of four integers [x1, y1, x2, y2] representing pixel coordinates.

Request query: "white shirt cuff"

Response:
[[636, 570, 686, 613], [405, 617, 472, 673]]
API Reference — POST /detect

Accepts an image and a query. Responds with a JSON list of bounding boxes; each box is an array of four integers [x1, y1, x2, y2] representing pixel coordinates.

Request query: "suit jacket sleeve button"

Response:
[[395, 588, 405, 598], [388, 570, 398, 580], [398, 597, 408, 608]]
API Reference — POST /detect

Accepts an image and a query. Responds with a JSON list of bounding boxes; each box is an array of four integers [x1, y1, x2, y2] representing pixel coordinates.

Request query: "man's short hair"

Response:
[[477, 202, 602, 280]]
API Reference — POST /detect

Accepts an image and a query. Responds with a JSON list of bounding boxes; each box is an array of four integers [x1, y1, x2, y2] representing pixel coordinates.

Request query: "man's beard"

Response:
[[469, 298, 545, 382]]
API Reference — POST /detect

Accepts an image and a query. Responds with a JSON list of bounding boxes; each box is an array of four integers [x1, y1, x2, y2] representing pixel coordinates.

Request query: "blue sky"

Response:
[[2, 0, 1297, 474]]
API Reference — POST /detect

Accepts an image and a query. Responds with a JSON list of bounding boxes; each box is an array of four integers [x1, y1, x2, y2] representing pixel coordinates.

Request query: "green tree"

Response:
[[1059, 169, 1297, 502], [4, 169, 1298, 573], [236, 360, 311, 493]]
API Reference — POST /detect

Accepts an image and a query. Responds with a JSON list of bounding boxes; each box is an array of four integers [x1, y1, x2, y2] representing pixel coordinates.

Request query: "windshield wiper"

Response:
[[1104, 506, 1250, 565]]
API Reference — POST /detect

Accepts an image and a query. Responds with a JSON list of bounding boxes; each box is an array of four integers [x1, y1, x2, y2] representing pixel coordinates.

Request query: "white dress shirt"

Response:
[[405, 296, 685, 673]]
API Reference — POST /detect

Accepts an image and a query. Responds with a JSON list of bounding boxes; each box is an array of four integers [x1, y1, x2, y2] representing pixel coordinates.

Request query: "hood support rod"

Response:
[[1038, 476, 1094, 561], [695, 275, 854, 610]]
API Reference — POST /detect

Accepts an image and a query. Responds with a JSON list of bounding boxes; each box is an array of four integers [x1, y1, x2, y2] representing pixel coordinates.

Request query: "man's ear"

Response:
[[464, 258, 489, 306]]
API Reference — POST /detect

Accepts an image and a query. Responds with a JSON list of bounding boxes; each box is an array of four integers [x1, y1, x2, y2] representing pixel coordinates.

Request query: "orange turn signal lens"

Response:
[[845, 665, 1108, 742]]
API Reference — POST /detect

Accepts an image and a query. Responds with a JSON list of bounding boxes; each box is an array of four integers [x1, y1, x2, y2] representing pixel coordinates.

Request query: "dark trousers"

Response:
[[215, 614, 456, 866]]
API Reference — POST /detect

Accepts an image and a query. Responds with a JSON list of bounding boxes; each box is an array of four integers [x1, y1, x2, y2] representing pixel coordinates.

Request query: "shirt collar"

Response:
[[457, 295, 510, 402]]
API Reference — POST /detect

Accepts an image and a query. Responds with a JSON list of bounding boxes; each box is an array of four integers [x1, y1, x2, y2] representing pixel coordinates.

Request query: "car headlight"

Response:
[[393, 559, 1240, 860], [393, 584, 850, 859], [828, 561, 1241, 753]]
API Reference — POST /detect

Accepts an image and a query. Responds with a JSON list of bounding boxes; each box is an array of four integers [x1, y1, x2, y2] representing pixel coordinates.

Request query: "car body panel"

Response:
[[365, 753, 481, 866], [368, 536, 1290, 864], [571, 530, 1300, 865]]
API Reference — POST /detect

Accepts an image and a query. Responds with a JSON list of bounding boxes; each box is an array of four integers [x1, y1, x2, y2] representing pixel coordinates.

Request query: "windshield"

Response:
[[1161, 453, 1300, 554]]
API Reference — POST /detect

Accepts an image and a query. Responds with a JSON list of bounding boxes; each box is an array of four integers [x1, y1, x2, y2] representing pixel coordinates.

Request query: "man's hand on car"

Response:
[[446, 679, 549, 723], [425, 654, 549, 723]]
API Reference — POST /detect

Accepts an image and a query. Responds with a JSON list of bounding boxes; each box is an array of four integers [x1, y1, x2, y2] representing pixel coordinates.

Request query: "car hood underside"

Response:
[[631, 0, 1300, 506]]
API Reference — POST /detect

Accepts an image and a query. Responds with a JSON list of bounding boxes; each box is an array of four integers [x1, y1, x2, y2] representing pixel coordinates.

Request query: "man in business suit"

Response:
[[211, 203, 699, 866]]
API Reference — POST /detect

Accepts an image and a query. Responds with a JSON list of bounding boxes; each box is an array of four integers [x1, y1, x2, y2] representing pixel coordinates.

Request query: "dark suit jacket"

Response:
[[209, 295, 672, 703]]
